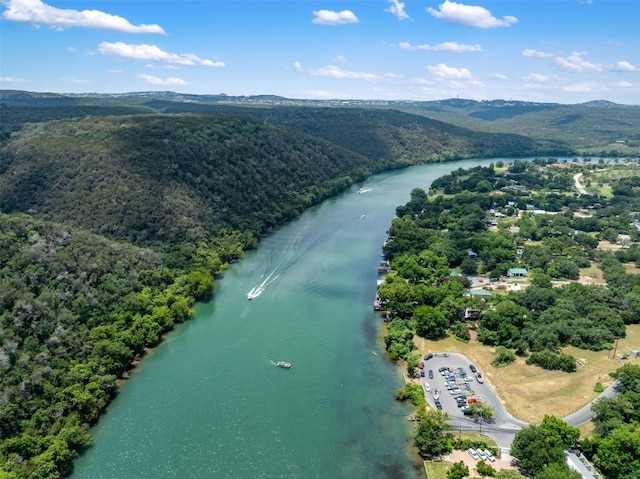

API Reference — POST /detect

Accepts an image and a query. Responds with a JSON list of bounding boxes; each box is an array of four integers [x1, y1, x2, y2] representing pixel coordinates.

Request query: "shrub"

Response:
[[492, 346, 516, 368], [594, 382, 605, 393], [526, 349, 577, 372], [451, 322, 471, 342]]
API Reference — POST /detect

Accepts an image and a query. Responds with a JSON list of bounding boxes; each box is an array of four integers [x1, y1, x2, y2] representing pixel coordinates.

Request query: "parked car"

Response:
[[467, 448, 479, 460], [469, 364, 477, 373], [435, 401, 442, 410], [428, 370, 434, 379], [483, 449, 496, 462], [475, 372, 484, 383], [420, 370, 425, 377], [419, 361, 424, 369], [424, 353, 434, 360]]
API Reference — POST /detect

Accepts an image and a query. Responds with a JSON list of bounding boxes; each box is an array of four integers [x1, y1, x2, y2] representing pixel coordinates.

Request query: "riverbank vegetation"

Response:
[[378, 160, 640, 372], [379, 160, 640, 477]]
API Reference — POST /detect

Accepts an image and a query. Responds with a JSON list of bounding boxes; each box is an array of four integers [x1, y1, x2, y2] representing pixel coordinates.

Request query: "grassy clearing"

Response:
[[415, 325, 640, 424], [579, 264, 606, 284], [623, 262, 640, 274], [424, 460, 452, 479], [597, 240, 623, 251], [458, 431, 498, 447]]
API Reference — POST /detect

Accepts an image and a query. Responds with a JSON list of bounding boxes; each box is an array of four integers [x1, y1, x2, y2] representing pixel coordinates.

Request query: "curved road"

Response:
[[419, 352, 618, 448], [574, 173, 588, 195]]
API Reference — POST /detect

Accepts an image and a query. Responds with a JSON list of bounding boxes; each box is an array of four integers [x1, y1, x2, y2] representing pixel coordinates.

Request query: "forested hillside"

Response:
[[0, 213, 230, 478], [0, 114, 376, 248], [142, 101, 569, 161]]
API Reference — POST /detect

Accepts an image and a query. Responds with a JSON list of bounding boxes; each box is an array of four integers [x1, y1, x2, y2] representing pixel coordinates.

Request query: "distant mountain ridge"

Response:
[[0, 89, 631, 107], [3, 90, 638, 156]]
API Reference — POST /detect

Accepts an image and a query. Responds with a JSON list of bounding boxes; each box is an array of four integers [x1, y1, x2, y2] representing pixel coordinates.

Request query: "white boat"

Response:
[[247, 287, 261, 300], [276, 361, 291, 369]]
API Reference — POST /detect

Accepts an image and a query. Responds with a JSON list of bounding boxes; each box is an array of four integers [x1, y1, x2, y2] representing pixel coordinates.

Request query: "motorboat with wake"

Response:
[[276, 361, 291, 369], [247, 288, 260, 300]]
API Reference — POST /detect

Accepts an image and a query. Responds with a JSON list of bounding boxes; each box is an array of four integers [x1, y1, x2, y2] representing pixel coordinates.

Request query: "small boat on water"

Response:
[[247, 288, 261, 300], [276, 361, 291, 369]]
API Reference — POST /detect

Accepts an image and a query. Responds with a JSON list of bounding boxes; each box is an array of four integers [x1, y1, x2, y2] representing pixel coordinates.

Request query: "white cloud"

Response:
[[66, 46, 77, 53], [427, 0, 517, 29], [523, 73, 553, 82], [0, 76, 30, 83], [2, 0, 164, 33], [522, 49, 553, 58], [312, 10, 359, 25], [555, 53, 603, 72], [426, 63, 474, 80], [137, 74, 186, 86], [107, 69, 123, 74], [615, 61, 638, 72], [98, 42, 224, 67], [311, 65, 403, 83], [563, 81, 598, 93], [333, 55, 347, 64], [613, 81, 633, 88], [386, 0, 410, 20], [491, 73, 510, 80], [293, 61, 304, 71], [200, 59, 225, 67], [399, 41, 482, 52]]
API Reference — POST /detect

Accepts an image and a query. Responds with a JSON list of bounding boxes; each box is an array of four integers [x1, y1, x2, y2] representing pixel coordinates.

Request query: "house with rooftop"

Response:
[[507, 267, 528, 277]]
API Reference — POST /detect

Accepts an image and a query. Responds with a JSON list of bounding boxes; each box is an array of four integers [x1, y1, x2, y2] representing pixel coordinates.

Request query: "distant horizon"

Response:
[[1, 1, 639, 105], [4, 88, 640, 108]]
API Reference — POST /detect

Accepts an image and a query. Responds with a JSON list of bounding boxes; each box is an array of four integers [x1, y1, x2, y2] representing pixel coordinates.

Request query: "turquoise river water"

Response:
[[71, 158, 499, 479]]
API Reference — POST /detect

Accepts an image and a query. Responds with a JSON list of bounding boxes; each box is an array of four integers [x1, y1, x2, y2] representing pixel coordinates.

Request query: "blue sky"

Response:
[[1, 0, 639, 104]]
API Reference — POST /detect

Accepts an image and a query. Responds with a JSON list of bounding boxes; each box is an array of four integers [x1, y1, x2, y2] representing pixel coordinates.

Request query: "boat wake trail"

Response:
[[357, 187, 373, 194], [247, 269, 280, 300]]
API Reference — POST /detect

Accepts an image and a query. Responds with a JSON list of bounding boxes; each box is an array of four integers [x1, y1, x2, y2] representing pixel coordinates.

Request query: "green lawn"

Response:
[[424, 460, 452, 479]]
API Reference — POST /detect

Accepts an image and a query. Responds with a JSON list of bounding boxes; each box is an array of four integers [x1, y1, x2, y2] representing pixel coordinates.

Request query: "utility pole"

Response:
[[612, 337, 620, 360]]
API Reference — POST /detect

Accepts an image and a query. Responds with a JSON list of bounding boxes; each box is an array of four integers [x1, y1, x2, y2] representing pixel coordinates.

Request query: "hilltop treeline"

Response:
[[141, 101, 568, 161]]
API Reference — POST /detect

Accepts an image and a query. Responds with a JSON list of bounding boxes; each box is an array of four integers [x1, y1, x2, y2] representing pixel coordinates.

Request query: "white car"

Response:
[[483, 449, 495, 462], [477, 449, 488, 460], [423, 382, 431, 392], [467, 448, 479, 460]]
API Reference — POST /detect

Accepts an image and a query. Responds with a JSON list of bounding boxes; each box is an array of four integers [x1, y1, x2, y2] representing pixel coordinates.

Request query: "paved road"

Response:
[[418, 351, 618, 448], [574, 173, 588, 195], [563, 380, 619, 427]]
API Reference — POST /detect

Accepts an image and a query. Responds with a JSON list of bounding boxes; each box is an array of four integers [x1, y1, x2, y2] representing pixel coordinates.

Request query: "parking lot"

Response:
[[417, 351, 529, 448], [419, 352, 490, 420]]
